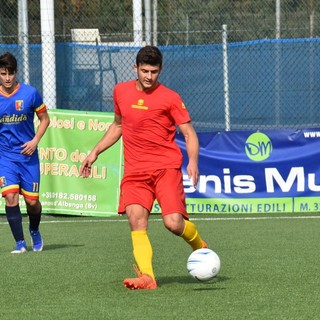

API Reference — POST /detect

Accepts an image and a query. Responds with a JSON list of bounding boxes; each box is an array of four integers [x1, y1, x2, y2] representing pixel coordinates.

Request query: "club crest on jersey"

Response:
[[15, 100, 24, 111], [0, 176, 6, 187]]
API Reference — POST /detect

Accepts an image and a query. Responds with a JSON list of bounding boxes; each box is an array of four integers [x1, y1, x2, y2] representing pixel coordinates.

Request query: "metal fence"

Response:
[[0, 0, 319, 131]]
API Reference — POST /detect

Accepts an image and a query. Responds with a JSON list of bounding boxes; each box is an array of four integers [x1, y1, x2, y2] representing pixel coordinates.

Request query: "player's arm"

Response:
[[80, 113, 122, 178], [178, 121, 199, 188], [21, 109, 50, 156]]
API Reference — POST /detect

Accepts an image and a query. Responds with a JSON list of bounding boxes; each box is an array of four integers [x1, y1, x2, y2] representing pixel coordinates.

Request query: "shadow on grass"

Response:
[[42, 244, 84, 251], [158, 275, 230, 289]]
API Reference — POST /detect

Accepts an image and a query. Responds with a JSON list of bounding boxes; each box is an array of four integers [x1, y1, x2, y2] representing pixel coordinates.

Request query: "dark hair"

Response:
[[136, 46, 162, 67], [0, 52, 17, 73]]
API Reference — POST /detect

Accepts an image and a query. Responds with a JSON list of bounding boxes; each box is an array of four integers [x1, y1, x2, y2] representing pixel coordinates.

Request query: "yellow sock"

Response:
[[131, 230, 155, 280], [180, 220, 205, 251]]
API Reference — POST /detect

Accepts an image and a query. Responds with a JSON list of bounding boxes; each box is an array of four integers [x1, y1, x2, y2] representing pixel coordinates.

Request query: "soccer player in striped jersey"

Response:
[[0, 52, 50, 253]]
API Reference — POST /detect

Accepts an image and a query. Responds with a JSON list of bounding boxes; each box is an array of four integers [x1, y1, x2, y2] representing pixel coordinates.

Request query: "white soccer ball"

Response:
[[187, 248, 221, 281]]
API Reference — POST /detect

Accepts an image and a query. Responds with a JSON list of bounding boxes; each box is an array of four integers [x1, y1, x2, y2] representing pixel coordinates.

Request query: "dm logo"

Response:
[[245, 132, 272, 161]]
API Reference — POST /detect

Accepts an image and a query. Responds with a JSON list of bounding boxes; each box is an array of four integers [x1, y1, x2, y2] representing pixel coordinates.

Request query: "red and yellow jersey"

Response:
[[0, 83, 46, 162], [114, 80, 191, 172]]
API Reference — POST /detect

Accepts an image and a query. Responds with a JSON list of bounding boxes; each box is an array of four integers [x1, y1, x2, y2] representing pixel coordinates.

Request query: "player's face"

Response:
[[0, 68, 17, 94], [135, 63, 161, 92]]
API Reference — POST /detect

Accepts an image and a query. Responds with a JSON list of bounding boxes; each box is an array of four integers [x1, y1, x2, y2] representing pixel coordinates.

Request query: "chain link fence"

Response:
[[0, 0, 319, 131]]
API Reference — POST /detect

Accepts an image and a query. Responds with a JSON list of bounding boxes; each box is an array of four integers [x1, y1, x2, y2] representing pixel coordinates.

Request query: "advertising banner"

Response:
[[153, 129, 320, 214], [1, 110, 320, 216], [0, 110, 123, 216]]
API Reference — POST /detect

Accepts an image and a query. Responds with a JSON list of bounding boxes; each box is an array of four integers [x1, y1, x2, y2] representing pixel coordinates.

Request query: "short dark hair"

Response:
[[136, 46, 162, 67], [0, 52, 17, 73]]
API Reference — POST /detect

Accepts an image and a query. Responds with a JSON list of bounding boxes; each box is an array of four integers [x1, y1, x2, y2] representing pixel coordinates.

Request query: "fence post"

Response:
[[144, 0, 152, 45], [222, 24, 230, 131], [133, 0, 143, 46], [276, 0, 281, 39], [18, 0, 29, 84], [153, 0, 158, 46], [40, 0, 56, 109]]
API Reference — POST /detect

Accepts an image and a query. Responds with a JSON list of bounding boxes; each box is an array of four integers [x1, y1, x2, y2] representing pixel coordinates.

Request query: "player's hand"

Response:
[[80, 153, 97, 178], [187, 162, 199, 189], [21, 140, 37, 156]]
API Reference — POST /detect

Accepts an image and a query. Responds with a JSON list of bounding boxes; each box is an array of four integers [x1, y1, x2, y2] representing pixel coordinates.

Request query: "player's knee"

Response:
[[25, 199, 41, 212], [164, 223, 180, 234], [4, 193, 19, 206], [163, 214, 184, 235]]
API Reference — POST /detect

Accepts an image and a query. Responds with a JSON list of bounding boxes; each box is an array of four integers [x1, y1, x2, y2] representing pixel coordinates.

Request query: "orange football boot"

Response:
[[123, 264, 158, 290]]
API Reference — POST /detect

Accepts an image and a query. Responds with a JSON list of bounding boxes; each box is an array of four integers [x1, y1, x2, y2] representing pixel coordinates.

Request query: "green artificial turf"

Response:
[[0, 213, 320, 320]]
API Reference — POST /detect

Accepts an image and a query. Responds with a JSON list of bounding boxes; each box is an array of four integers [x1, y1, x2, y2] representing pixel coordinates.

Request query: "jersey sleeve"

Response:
[[35, 103, 47, 114], [33, 89, 47, 114], [170, 92, 191, 125], [113, 83, 123, 116]]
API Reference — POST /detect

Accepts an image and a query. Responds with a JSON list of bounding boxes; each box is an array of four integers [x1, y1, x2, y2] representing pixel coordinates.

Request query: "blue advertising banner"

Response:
[[152, 129, 320, 214]]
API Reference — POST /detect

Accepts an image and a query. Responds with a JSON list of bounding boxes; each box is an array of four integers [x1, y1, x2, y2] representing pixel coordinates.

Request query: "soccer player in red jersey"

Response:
[[80, 46, 207, 289], [0, 52, 50, 253]]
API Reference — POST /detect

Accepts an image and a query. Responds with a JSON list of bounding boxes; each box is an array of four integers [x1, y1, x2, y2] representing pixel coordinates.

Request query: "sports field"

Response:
[[1, 213, 319, 320]]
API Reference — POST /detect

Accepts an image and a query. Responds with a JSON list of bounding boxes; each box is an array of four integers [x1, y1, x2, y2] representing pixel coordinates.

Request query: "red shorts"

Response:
[[118, 168, 188, 218]]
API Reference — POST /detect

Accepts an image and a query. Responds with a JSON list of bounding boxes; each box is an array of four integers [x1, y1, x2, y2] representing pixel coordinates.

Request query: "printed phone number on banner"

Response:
[[42, 192, 97, 202]]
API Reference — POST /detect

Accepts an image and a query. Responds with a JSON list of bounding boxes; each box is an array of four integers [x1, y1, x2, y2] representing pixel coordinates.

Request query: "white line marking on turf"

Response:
[[190, 216, 320, 221], [1, 215, 320, 225]]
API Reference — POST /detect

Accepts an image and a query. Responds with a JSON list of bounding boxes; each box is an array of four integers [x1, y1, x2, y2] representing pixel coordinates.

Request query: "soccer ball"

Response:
[[187, 248, 221, 281]]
